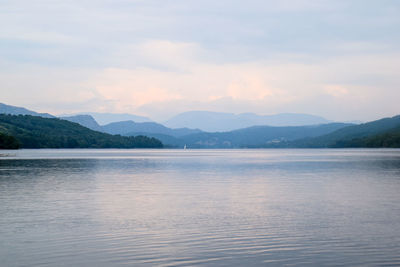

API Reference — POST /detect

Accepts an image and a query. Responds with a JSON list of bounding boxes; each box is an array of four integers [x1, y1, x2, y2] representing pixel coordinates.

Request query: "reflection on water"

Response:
[[1, 149, 400, 266]]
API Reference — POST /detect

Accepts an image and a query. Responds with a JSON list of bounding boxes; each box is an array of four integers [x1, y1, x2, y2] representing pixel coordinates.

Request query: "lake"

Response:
[[1, 149, 400, 266]]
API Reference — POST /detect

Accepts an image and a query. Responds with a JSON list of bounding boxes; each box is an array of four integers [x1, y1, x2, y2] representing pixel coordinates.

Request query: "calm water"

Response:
[[1, 149, 400, 266]]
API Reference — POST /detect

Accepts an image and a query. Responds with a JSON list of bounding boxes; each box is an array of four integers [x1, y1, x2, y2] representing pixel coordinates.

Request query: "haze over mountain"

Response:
[[127, 123, 351, 148], [60, 110, 333, 138], [164, 111, 331, 132], [2, 102, 336, 133], [59, 113, 202, 137], [62, 112, 152, 125], [57, 113, 348, 148], [102, 121, 202, 137], [1, 102, 400, 149], [129, 115, 400, 149], [60, 115, 103, 132], [2, 102, 399, 148], [0, 103, 54, 118]]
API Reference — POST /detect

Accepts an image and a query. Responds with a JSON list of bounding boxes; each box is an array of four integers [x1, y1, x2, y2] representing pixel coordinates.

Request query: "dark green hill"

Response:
[[0, 132, 20, 149], [124, 132, 183, 148], [332, 126, 400, 148], [0, 114, 163, 149], [284, 115, 400, 148]]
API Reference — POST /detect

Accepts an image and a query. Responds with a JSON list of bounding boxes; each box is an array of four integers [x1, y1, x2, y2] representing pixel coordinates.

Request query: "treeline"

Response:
[[331, 128, 400, 148], [0, 114, 163, 149], [0, 132, 20, 149]]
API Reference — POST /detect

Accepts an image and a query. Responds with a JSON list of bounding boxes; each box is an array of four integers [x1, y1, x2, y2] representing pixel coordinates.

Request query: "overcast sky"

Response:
[[1, 0, 399, 121]]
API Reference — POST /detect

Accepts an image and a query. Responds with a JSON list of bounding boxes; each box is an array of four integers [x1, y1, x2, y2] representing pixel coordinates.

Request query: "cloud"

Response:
[[324, 85, 349, 98], [1, 0, 400, 121], [77, 39, 399, 121], [93, 67, 184, 107]]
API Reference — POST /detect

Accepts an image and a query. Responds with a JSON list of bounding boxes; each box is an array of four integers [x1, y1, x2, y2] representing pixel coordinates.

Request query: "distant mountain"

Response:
[[175, 123, 351, 148], [66, 112, 152, 125], [0, 103, 54, 118], [121, 122, 350, 148], [164, 111, 331, 132], [60, 115, 103, 132], [58, 114, 202, 139], [102, 120, 202, 137], [0, 114, 163, 148], [279, 115, 400, 148]]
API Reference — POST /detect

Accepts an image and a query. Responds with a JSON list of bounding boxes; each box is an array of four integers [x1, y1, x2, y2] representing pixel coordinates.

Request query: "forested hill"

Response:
[[0, 102, 54, 118], [0, 132, 20, 149], [0, 114, 163, 149], [274, 115, 400, 148]]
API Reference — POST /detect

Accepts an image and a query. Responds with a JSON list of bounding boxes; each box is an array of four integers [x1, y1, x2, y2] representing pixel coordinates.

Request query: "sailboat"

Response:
[[184, 144, 187, 150]]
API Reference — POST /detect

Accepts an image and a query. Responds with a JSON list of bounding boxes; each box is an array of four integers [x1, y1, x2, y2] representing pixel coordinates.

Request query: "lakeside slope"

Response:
[[0, 114, 163, 149]]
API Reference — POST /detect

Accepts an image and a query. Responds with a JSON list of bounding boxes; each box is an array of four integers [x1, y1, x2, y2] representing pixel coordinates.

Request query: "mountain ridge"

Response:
[[0, 103, 55, 118], [164, 111, 331, 132], [60, 115, 103, 132], [61, 112, 152, 125], [0, 114, 163, 149], [102, 120, 202, 137], [2, 103, 398, 149], [265, 115, 400, 148]]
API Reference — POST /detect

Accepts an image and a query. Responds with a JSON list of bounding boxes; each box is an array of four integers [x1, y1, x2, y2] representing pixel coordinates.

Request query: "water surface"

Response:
[[1, 149, 400, 266]]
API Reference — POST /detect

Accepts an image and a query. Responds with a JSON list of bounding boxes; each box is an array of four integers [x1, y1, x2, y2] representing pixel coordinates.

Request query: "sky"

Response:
[[1, 0, 399, 121]]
